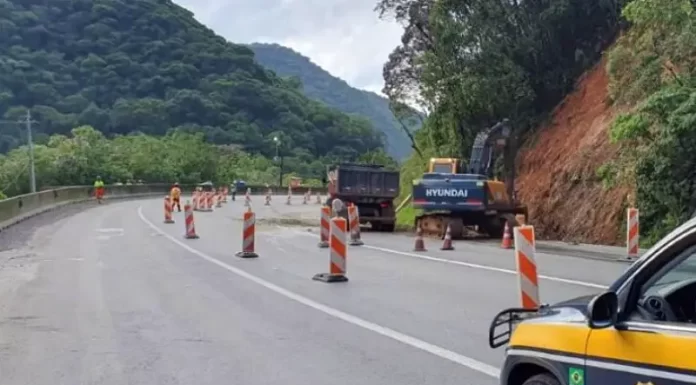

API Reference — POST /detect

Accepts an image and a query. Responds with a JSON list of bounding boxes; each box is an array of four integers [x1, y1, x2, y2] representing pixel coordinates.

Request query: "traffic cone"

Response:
[[414, 226, 426, 252], [501, 221, 512, 249], [441, 223, 454, 250]]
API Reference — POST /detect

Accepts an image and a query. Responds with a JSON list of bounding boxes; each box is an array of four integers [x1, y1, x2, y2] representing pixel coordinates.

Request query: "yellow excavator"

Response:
[[411, 119, 528, 239]]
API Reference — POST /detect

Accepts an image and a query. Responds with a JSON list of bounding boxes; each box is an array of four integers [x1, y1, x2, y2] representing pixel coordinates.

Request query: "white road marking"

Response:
[[137, 206, 500, 379], [96, 228, 124, 233], [286, 228, 607, 289]]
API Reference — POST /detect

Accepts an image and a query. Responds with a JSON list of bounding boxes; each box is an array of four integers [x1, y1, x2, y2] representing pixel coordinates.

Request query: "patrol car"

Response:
[[489, 216, 696, 385]]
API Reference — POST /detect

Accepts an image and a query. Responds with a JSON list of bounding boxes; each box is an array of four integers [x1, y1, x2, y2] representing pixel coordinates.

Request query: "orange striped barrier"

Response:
[[215, 192, 223, 208], [318, 206, 330, 248], [313, 217, 348, 282], [513, 225, 539, 309], [627, 207, 639, 259], [184, 201, 199, 239], [236, 210, 258, 258], [347, 205, 363, 246], [164, 195, 174, 224]]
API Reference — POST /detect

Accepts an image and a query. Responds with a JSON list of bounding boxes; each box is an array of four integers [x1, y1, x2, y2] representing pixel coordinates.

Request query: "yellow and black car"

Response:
[[489, 217, 696, 385]]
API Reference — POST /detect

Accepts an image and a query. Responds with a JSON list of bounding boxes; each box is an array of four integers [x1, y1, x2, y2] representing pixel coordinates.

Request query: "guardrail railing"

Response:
[[0, 184, 328, 231]]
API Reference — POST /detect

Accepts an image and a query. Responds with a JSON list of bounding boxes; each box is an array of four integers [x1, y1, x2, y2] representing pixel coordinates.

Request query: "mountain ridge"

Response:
[[248, 42, 418, 161]]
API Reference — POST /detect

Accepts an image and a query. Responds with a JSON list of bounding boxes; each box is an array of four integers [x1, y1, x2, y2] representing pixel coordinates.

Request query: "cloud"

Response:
[[173, 0, 403, 93]]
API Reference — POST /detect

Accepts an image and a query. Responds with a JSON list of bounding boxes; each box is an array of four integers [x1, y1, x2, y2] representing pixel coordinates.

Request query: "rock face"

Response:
[[516, 58, 631, 246]]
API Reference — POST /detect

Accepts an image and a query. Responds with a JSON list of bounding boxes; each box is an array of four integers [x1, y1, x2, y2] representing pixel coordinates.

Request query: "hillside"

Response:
[[0, 0, 384, 176], [516, 0, 695, 246], [516, 60, 630, 245], [248, 43, 417, 161]]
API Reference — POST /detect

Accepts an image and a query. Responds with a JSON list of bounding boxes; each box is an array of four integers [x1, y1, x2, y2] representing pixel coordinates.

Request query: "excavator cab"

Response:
[[428, 158, 464, 174]]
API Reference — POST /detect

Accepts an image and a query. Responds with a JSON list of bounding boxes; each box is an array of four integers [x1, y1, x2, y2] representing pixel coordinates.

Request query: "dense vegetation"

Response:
[[0, 0, 392, 192], [377, 0, 627, 224], [249, 43, 420, 161], [0, 126, 342, 197], [603, 0, 696, 244]]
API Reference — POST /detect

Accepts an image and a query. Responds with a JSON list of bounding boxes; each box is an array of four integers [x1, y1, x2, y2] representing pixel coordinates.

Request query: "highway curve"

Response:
[[0, 195, 627, 385]]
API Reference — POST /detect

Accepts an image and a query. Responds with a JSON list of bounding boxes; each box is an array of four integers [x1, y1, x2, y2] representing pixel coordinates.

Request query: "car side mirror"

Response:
[[587, 291, 618, 329]]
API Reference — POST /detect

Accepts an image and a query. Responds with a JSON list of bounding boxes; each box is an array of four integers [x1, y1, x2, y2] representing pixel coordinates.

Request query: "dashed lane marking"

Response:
[[282, 227, 607, 290], [137, 206, 500, 379]]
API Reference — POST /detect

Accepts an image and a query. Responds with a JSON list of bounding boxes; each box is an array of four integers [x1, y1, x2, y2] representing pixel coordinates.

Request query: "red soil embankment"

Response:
[[516, 59, 631, 245]]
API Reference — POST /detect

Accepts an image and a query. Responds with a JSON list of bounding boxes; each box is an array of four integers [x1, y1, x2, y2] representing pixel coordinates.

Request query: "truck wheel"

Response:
[[521, 373, 560, 385], [381, 223, 395, 232]]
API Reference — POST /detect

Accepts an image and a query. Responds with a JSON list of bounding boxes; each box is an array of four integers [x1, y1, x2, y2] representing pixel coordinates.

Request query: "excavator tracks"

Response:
[[414, 212, 524, 240]]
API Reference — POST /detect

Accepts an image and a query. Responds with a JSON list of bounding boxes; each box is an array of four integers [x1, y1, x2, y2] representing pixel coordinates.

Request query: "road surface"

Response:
[[0, 195, 628, 385]]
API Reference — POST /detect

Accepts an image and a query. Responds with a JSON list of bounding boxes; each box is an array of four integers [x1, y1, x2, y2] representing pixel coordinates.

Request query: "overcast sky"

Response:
[[173, 0, 404, 94]]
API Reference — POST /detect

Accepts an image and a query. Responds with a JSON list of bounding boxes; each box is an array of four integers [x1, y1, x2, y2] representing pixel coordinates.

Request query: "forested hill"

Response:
[[248, 43, 418, 161], [0, 0, 385, 165]]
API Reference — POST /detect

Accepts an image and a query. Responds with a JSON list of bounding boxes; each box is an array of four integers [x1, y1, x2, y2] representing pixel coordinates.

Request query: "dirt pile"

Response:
[[516, 59, 631, 245]]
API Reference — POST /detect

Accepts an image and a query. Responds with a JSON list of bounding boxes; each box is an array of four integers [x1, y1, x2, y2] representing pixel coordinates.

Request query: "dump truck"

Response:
[[325, 163, 400, 232], [411, 119, 528, 239]]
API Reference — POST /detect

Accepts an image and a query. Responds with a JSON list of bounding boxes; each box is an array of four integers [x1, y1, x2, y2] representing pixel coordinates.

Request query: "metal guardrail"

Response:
[[0, 184, 328, 231]]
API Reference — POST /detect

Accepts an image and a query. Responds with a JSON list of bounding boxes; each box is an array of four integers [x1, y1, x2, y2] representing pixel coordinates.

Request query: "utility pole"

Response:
[[18, 110, 37, 193], [0, 109, 37, 192]]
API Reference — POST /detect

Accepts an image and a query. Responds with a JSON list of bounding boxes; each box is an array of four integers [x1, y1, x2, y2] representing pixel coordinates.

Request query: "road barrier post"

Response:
[[348, 205, 363, 246], [163, 195, 174, 224], [236, 209, 259, 258], [513, 225, 539, 309], [627, 207, 639, 260], [313, 217, 348, 283], [318, 206, 330, 248], [184, 201, 199, 239]]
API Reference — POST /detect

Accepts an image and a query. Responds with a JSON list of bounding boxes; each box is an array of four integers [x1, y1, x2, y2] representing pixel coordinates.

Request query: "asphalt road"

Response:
[[0, 195, 629, 385]]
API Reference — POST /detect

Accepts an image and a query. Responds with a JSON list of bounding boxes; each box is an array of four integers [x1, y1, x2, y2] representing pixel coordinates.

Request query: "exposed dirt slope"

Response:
[[516, 59, 631, 245]]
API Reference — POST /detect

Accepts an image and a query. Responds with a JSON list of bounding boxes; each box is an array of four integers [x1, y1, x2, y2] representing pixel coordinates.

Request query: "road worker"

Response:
[[93, 176, 105, 204], [170, 182, 182, 212]]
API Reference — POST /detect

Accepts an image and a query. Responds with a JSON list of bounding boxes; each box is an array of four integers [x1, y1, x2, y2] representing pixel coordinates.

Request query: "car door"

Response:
[[585, 233, 696, 384]]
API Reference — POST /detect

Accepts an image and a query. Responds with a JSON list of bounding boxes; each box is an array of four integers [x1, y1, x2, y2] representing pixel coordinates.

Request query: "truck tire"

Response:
[[521, 373, 560, 385]]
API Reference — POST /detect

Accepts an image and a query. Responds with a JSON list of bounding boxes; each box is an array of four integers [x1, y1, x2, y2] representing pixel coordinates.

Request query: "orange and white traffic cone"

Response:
[[184, 201, 199, 239], [318, 206, 330, 248], [501, 222, 512, 249], [164, 196, 174, 224], [414, 225, 426, 252], [235, 210, 259, 258], [441, 223, 454, 250], [313, 217, 348, 283]]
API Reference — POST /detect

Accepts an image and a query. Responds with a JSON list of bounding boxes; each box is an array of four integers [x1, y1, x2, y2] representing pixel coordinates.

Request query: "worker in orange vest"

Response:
[[170, 182, 182, 212]]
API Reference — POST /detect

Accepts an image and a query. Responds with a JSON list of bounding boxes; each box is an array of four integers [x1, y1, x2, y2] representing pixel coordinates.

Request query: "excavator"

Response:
[[411, 119, 528, 239]]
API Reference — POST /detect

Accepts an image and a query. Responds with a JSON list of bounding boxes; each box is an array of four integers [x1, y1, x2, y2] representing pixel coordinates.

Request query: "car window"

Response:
[[641, 246, 696, 296]]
